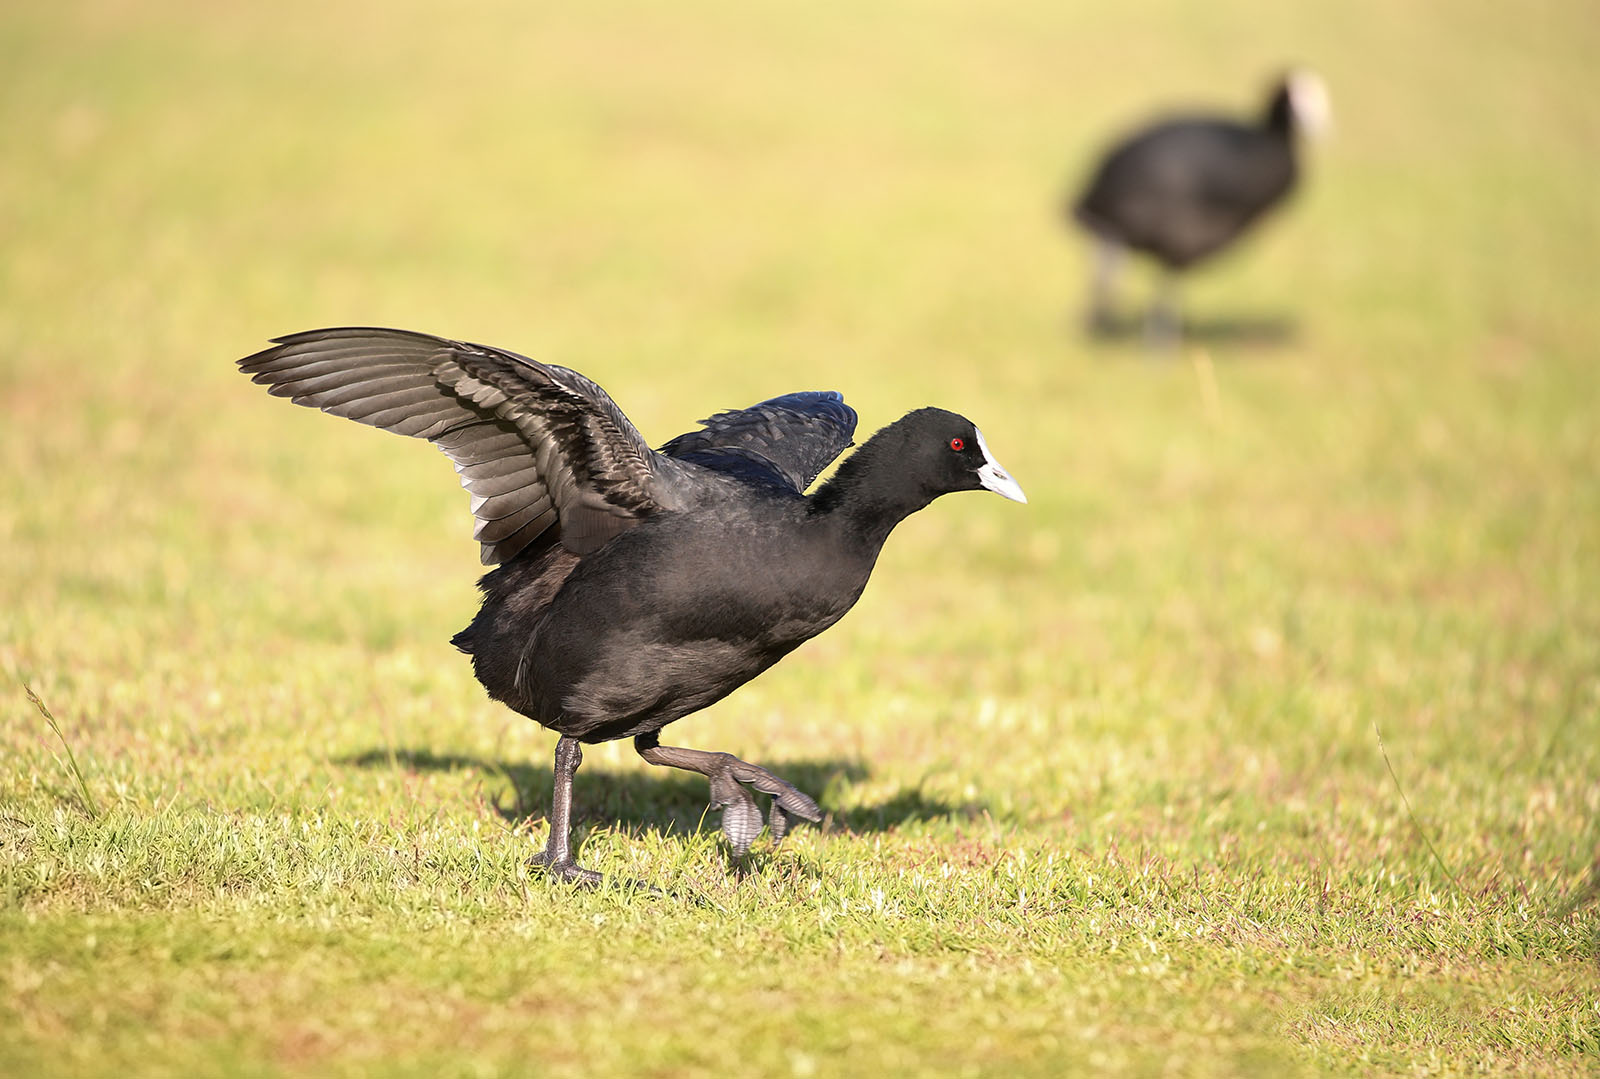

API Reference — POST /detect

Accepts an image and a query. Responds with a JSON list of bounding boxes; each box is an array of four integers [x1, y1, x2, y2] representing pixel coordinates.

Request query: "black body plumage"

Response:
[[239, 327, 1025, 883], [1074, 77, 1306, 269]]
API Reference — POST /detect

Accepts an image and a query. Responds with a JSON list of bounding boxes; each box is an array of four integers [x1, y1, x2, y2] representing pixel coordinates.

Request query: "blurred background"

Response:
[[3, 0, 1598, 1071]]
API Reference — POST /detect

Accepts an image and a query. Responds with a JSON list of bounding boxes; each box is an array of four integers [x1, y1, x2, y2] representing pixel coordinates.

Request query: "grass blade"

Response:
[[24, 682, 101, 819], [1375, 721, 1462, 896]]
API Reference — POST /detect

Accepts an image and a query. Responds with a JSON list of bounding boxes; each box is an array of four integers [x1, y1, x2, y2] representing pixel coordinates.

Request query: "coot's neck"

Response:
[[808, 425, 936, 550], [1264, 85, 1295, 137]]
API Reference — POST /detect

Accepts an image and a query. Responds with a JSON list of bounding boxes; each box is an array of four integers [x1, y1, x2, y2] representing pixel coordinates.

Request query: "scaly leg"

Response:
[[529, 735, 602, 885], [634, 731, 822, 855]]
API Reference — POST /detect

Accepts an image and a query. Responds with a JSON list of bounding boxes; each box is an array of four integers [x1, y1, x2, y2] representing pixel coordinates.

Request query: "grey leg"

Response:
[[1086, 238, 1123, 334], [530, 735, 602, 885], [634, 732, 822, 855], [1146, 272, 1182, 351]]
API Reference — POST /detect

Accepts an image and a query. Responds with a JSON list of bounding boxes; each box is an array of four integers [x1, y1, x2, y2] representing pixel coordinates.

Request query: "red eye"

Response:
[[949, 437, 964, 452]]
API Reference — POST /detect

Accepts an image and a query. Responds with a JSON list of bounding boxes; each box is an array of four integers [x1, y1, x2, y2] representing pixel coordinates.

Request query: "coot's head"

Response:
[[900, 407, 1027, 504], [1269, 69, 1331, 140]]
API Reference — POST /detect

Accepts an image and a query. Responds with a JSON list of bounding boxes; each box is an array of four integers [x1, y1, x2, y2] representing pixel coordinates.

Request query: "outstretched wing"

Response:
[[238, 326, 684, 562], [658, 390, 858, 494]]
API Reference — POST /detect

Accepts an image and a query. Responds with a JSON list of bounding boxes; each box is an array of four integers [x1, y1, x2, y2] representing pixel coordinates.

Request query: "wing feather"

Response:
[[659, 390, 857, 493], [239, 326, 680, 562]]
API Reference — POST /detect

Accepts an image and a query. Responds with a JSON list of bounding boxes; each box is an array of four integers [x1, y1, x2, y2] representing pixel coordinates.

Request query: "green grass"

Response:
[[3, 0, 1598, 1075]]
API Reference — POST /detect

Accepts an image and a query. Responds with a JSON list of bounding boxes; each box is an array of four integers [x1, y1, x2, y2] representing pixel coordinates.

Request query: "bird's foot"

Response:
[[530, 847, 671, 896], [1084, 306, 1122, 338], [706, 756, 822, 856], [529, 848, 603, 887], [1145, 304, 1182, 352]]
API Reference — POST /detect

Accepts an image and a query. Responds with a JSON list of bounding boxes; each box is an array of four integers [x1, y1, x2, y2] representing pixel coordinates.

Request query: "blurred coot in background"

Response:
[[1070, 70, 1330, 344]]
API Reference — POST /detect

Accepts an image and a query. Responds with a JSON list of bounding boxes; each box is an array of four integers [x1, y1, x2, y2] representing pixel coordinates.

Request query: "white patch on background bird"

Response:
[[1288, 69, 1332, 139]]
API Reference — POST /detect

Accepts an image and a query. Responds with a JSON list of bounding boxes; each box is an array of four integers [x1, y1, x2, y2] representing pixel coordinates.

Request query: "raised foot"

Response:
[[707, 755, 823, 857]]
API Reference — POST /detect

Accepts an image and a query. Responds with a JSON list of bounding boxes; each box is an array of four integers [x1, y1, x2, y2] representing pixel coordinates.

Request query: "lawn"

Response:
[[2, 0, 1597, 1075]]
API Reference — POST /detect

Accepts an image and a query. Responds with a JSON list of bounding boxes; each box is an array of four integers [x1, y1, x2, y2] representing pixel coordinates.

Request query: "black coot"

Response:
[[1071, 70, 1329, 340], [239, 327, 1026, 883]]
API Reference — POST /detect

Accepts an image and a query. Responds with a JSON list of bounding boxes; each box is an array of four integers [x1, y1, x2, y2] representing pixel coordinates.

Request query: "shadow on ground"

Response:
[[1084, 310, 1299, 349], [337, 747, 980, 837]]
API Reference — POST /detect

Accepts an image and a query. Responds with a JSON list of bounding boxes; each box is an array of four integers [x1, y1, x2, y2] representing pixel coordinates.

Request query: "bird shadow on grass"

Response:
[[336, 747, 980, 839], [1084, 310, 1299, 350]]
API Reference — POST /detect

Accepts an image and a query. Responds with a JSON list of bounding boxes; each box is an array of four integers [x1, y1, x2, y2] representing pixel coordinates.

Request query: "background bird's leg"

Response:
[[1086, 237, 1123, 334], [530, 735, 602, 885], [634, 732, 822, 856], [1147, 271, 1182, 351]]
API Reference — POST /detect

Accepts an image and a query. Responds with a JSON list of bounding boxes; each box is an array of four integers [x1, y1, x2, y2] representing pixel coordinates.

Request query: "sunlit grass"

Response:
[[3, 0, 1598, 1075]]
